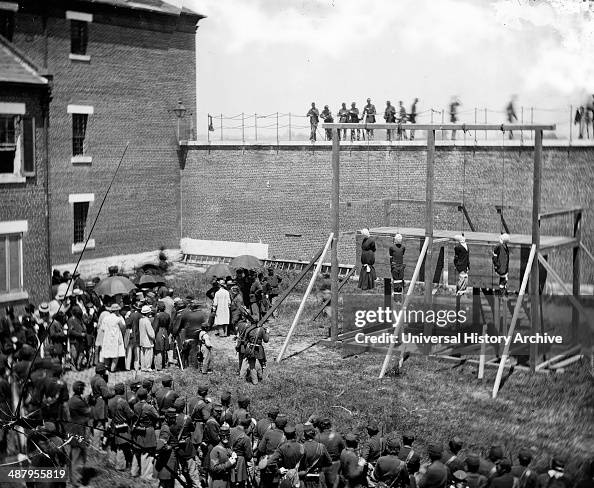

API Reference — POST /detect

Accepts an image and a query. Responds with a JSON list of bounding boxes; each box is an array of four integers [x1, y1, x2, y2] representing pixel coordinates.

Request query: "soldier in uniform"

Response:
[[373, 435, 410, 488], [26, 422, 69, 488], [131, 387, 160, 480], [89, 363, 114, 448], [418, 444, 448, 488], [298, 422, 332, 488], [398, 433, 415, 463], [362, 98, 376, 140], [269, 424, 304, 487], [337, 433, 368, 488], [320, 105, 334, 141], [491, 459, 515, 488], [108, 382, 135, 471], [230, 413, 254, 488], [536, 457, 572, 488], [41, 361, 69, 435], [128, 380, 141, 407], [384, 101, 397, 141], [203, 403, 223, 472], [465, 454, 487, 488], [189, 384, 212, 458], [479, 445, 503, 478], [255, 406, 279, 447], [239, 322, 270, 385], [307, 103, 320, 142], [361, 421, 385, 465], [219, 391, 234, 426], [511, 448, 537, 488], [156, 374, 179, 414], [67, 380, 91, 487], [349, 102, 361, 141], [173, 397, 201, 488], [209, 423, 238, 488], [156, 407, 181, 488], [317, 418, 345, 488], [442, 438, 465, 481], [232, 393, 252, 426], [257, 413, 289, 488], [338, 102, 349, 140]]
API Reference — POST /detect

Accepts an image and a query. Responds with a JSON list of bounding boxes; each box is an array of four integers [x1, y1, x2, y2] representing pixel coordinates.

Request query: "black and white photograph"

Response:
[[0, 0, 593, 487]]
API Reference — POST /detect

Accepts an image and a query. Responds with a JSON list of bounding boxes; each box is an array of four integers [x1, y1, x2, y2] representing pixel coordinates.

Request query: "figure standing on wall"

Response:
[[453, 234, 469, 296], [389, 234, 406, 293], [349, 102, 361, 141], [449, 96, 461, 141], [384, 101, 396, 141], [307, 102, 320, 142], [409, 97, 419, 140], [320, 105, 334, 141], [492, 233, 510, 295], [358, 228, 377, 290], [506, 96, 518, 139], [397, 101, 408, 141], [338, 102, 349, 141], [362, 98, 377, 140]]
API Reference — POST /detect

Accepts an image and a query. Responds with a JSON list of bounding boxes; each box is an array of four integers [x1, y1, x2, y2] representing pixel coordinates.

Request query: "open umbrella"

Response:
[[205, 263, 232, 281], [94, 276, 136, 297], [230, 255, 263, 270], [138, 274, 157, 288]]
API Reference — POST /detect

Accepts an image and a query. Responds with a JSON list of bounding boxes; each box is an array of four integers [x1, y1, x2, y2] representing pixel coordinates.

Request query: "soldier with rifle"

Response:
[[108, 382, 135, 471], [89, 363, 114, 449], [156, 374, 179, 414], [173, 396, 202, 488], [67, 380, 91, 487], [155, 407, 182, 488], [131, 387, 160, 480], [299, 422, 333, 488], [238, 318, 270, 385]]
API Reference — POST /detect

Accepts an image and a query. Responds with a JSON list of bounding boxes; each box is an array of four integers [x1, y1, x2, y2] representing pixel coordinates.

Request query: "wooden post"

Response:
[[569, 105, 573, 144], [207, 114, 210, 144], [255, 113, 257, 141], [379, 237, 429, 378], [277, 233, 333, 362], [331, 128, 340, 341], [484, 108, 488, 140], [492, 244, 536, 398], [573, 211, 581, 343], [424, 130, 435, 304], [530, 129, 543, 372], [478, 323, 487, 379], [384, 278, 392, 314]]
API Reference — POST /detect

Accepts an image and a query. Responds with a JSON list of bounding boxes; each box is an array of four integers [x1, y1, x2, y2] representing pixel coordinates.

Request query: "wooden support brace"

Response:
[[492, 244, 536, 398], [379, 237, 429, 378], [535, 345, 581, 371], [312, 266, 356, 321], [549, 354, 584, 370], [277, 233, 334, 362]]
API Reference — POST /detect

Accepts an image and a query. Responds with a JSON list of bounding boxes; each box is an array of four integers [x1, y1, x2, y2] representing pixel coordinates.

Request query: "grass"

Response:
[[67, 263, 593, 488]]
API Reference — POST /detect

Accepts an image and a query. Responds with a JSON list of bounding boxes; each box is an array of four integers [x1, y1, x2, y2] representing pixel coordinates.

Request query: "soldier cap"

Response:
[[136, 387, 148, 400], [95, 363, 107, 374], [130, 381, 141, 391], [518, 448, 533, 463], [403, 432, 415, 444], [161, 374, 173, 384], [212, 403, 223, 412], [114, 383, 125, 395], [449, 437, 463, 452], [174, 397, 186, 410], [284, 424, 296, 435], [498, 459, 512, 472], [275, 414, 288, 430], [489, 445, 504, 461], [165, 407, 177, 417], [73, 380, 85, 393], [197, 384, 209, 395], [303, 422, 315, 434], [267, 406, 280, 417], [386, 436, 401, 451], [345, 433, 358, 443], [237, 392, 250, 407], [428, 443, 443, 457], [221, 391, 232, 402], [142, 378, 154, 389], [466, 454, 480, 470], [367, 421, 379, 434]]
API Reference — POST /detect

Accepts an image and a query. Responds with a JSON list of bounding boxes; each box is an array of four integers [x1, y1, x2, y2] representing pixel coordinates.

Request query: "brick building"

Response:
[[6, 0, 203, 273], [0, 34, 52, 305]]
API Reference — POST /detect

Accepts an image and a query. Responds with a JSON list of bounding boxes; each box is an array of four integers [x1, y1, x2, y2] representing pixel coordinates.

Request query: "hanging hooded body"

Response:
[[358, 229, 377, 290]]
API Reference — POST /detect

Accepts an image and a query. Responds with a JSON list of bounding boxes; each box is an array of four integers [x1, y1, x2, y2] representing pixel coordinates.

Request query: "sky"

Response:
[[171, 0, 593, 139]]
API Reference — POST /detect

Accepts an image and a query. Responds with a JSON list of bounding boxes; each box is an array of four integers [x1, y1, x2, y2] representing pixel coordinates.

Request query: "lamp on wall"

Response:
[[173, 99, 187, 140]]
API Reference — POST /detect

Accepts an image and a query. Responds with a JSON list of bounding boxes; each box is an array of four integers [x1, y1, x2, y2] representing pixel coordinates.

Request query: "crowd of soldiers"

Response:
[[1, 366, 590, 488]]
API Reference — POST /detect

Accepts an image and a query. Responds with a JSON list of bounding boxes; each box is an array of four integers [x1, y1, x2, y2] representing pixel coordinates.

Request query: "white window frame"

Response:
[[0, 220, 28, 303], [68, 105, 93, 163], [67, 11, 92, 62], [0, 103, 26, 184], [0, 2, 19, 12], [69, 194, 95, 253]]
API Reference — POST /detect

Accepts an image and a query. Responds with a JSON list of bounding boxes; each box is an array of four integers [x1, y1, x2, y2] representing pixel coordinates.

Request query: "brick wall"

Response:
[[12, 5, 198, 268], [0, 88, 51, 304], [182, 144, 594, 283]]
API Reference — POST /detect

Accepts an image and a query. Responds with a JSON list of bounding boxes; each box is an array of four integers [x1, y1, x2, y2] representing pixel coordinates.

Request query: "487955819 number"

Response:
[[0, 468, 68, 482]]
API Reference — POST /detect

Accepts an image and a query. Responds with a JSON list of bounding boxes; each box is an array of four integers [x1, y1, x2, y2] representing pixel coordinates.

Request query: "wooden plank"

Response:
[[580, 242, 594, 265], [530, 129, 542, 372], [277, 233, 333, 362], [379, 237, 429, 378], [538, 207, 583, 221], [331, 129, 340, 341], [535, 345, 581, 370], [425, 130, 435, 307], [549, 355, 584, 369], [492, 244, 536, 398], [322, 123, 556, 131]]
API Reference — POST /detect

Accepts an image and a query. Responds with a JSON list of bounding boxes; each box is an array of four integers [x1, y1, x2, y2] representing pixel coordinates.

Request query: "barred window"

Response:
[[0, 234, 23, 294], [70, 20, 88, 55], [0, 115, 16, 174], [0, 10, 15, 42], [73, 201, 89, 244], [72, 113, 88, 156]]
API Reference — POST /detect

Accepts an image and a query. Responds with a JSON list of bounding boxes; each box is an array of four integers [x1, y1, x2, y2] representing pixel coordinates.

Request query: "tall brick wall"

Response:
[[182, 144, 594, 283], [0, 89, 51, 304], [12, 4, 198, 267]]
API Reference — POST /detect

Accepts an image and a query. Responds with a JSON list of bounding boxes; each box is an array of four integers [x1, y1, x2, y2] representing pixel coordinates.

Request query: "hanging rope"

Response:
[[500, 125, 506, 234], [366, 131, 371, 221]]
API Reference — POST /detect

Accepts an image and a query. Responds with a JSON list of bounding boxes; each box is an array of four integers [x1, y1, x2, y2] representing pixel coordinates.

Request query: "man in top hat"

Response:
[[213, 278, 231, 337], [465, 453, 488, 488], [373, 434, 410, 488], [361, 420, 385, 465], [337, 433, 368, 488], [90, 363, 114, 449], [418, 443, 448, 488], [453, 235, 470, 296], [108, 382, 135, 471], [493, 233, 511, 295], [68, 380, 91, 487], [209, 423, 237, 488], [139, 304, 155, 371], [511, 448, 537, 488]]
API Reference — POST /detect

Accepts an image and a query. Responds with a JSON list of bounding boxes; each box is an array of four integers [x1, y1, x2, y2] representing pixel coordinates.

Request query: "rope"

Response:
[[366, 128, 371, 220], [500, 126, 505, 234]]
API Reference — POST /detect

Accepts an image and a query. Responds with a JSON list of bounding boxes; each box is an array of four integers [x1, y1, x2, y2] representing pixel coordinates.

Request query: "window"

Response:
[[72, 113, 88, 156], [0, 9, 15, 42], [70, 20, 88, 55], [73, 201, 89, 244], [0, 221, 27, 298], [0, 103, 34, 182], [0, 115, 16, 174]]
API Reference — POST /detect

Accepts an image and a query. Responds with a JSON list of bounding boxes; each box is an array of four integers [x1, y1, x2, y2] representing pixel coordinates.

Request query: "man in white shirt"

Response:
[[213, 279, 231, 337]]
